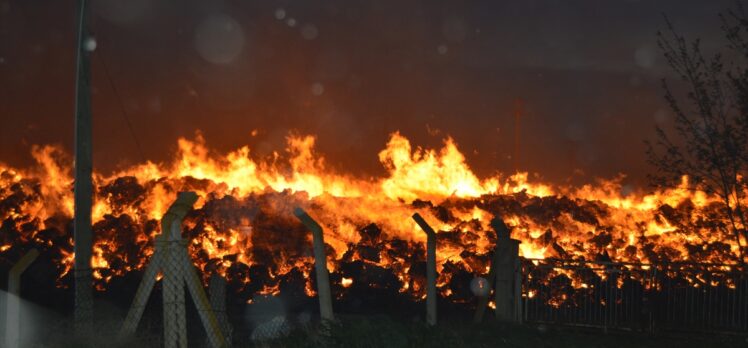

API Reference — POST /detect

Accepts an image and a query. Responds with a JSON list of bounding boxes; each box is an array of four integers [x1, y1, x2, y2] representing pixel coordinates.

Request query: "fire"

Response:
[[379, 133, 499, 201], [0, 131, 743, 302]]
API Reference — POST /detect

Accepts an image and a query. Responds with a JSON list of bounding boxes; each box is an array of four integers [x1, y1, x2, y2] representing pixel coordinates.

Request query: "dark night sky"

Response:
[[0, 0, 736, 186]]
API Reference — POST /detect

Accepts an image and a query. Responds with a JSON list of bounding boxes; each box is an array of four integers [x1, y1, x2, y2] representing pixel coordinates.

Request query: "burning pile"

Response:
[[0, 132, 743, 304]]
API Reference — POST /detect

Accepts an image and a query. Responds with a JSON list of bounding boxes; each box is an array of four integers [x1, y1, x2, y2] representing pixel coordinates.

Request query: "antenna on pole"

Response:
[[73, 0, 94, 336]]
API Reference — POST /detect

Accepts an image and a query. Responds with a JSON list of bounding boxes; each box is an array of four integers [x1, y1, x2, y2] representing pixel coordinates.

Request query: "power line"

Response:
[[93, 47, 148, 163]]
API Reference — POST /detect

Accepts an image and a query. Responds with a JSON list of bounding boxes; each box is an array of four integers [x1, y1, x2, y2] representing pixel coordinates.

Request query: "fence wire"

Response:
[[521, 258, 747, 333], [162, 239, 188, 348]]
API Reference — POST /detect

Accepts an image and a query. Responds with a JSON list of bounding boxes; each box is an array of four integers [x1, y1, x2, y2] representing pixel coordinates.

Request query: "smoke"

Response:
[[300, 24, 320, 40], [634, 45, 657, 69], [95, 0, 153, 25], [1, 0, 738, 188], [442, 16, 468, 43]]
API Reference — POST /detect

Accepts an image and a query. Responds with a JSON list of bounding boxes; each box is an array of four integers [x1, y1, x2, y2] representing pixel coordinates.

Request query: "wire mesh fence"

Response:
[[521, 258, 748, 333], [120, 229, 229, 347], [652, 262, 748, 333]]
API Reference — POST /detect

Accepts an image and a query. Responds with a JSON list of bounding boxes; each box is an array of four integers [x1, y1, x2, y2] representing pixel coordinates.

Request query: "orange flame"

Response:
[[0, 131, 743, 298]]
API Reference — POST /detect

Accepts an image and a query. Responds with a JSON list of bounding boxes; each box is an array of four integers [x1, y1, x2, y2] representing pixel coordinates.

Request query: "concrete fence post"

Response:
[[494, 238, 520, 322], [293, 208, 334, 321], [474, 217, 521, 324], [163, 222, 187, 348], [120, 192, 228, 348], [210, 274, 233, 344], [412, 213, 437, 326], [5, 249, 39, 348]]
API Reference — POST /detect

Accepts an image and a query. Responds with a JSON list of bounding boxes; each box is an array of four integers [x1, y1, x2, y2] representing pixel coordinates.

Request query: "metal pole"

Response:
[[73, 0, 94, 335], [412, 213, 437, 326]]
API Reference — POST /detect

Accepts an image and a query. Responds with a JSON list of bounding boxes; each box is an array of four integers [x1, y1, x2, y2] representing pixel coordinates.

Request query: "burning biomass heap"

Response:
[[0, 132, 744, 307]]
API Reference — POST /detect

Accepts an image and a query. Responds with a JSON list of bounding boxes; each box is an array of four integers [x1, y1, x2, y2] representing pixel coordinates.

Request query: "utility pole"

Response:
[[73, 0, 94, 335]]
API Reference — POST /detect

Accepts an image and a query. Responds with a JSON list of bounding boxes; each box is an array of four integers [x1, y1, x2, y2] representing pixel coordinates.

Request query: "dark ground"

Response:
[[46, 314, 747, 348], [265, 316, 748, 348], [11, 286, 747, 347], [7, 270, 748, 347]]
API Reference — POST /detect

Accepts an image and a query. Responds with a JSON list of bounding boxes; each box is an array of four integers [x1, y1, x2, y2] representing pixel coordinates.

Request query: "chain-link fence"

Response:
[[119, 220, 229, 348]]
